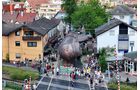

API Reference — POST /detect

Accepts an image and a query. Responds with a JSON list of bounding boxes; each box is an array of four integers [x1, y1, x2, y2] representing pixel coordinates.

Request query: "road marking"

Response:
[[36, 81, 84, 90], [36, 74, 45, 88], [68, 76, 70, 90], [47, 75, 54, 90]]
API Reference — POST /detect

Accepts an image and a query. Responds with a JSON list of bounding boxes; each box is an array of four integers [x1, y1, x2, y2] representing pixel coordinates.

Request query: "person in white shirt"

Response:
[[56, 67, 59, 76]]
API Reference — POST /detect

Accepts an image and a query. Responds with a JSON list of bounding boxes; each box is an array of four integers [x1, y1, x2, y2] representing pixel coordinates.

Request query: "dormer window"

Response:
[[15, 31, 20, 36]]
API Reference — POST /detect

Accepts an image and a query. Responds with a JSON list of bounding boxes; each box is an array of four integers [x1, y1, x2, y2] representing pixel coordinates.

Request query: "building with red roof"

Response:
[[26, 0, 48, 9], [2, 1, 37, 24], [2, 2, 26, 13], [3, 12, 37, 24]]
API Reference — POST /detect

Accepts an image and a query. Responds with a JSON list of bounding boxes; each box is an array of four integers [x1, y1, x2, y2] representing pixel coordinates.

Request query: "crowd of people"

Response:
[[81, 55, 104, 87]]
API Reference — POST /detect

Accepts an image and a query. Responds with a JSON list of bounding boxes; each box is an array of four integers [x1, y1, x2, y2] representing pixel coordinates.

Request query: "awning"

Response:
[[106, 56, 124, 62]]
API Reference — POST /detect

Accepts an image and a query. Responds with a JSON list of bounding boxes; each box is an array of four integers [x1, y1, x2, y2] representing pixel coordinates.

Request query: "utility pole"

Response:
[[114, 46, 120, 90]]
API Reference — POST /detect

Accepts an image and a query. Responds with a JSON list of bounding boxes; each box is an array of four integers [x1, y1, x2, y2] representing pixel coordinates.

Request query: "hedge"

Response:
[[108, 82, 137, 90], [3, 66, 39, 81], [5, 82, 22, 90]]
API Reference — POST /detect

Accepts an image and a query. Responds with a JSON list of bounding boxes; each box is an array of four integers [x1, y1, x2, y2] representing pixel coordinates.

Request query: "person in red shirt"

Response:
[[70, 71, 75, 86]]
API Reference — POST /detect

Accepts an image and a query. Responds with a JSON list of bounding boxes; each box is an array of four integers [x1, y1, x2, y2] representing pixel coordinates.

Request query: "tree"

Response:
[[99, 48, 107, 72], [5, 53, 10, 63], [98, 47, 114, 72], [71, 0, 110, 36], [61, 0, 77, 30]]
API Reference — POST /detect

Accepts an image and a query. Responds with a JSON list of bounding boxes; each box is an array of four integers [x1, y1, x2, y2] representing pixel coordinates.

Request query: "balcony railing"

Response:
[[118, 34, 129, 41], [22, 36, 41, 41]]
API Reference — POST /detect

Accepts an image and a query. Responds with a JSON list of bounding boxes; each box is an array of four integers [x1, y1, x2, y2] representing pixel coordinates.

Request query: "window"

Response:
[[130, 41, 134, 46], [118, 41, 128, 50], [120, 15, 124, 19], [27, 42, 37, 47], [129, 30, 135, 35], [119, 24, 128, 34], [109, 30, 115, 36], [16, 53, 21, 58], [15, 41, 20, 46], [24, 31, 34, 36], [130, 41, 134, 52], [15, 31, 20, 36]]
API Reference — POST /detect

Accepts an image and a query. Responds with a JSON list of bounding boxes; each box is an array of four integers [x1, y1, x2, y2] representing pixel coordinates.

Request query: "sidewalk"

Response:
[[119, 72, 137, 83], [81, 56, 108, 90], [104, 72, 137, 83]]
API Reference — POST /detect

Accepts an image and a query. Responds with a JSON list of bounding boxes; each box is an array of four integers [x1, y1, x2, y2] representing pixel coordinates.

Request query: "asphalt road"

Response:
[[36, 75, 108, 90]]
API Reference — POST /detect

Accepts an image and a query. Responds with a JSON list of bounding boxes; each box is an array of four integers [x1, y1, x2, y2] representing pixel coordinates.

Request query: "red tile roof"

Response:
[[3, 3, 26, 12], [2, 12, 18, 23], [27, 0, 48, 9], [16, 13, 36, 23], [123, 0, 137, 4], [2, 12, 36, 24]]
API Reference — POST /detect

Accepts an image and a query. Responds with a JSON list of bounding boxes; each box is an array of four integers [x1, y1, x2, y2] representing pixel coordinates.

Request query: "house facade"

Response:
[[2, 1, 37, 24], [2, 18, 61, 62], [36, 0, 62, 19], [95, 18, 137, 56], [124, 51, 137, 75], [109, 5, 136, 26]]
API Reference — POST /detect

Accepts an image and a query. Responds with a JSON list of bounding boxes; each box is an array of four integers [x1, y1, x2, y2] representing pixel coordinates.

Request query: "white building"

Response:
[[109, 5, 136, 26], [37, 0, 62, 19], [95, 18, 137, 56]]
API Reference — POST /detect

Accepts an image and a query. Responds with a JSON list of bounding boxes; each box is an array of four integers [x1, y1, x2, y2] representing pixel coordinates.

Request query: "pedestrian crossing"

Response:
[[37, 74, 108, 90], [36, 75, 90, 90]]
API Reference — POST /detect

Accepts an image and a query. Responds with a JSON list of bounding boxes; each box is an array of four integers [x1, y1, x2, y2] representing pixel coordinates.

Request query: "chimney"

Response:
[[10, 2, 13, 14]]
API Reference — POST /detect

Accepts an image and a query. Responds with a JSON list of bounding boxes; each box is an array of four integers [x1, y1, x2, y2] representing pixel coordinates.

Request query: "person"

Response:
[[70, 72, 75, 86], [46, 63, 49, 76], [32, 83, 37, 90], [126, 77, 130, 83], [90, 76, 93, 88], [52, 63, 54, 75], [84, 67, 87, 79], [56, 67, 59, 76], [13, 61, 16, 65], [37, 64, 41, 74]]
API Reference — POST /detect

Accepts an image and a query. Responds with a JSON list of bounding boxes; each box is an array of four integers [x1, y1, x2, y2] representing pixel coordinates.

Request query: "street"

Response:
[[36, 74, 108, 90], [36, 74, 90, 90]]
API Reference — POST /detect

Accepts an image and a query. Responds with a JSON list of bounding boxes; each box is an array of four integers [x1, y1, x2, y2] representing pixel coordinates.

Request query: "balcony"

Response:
[[22, 36, 41, 41], [118, 34, 129, 41]]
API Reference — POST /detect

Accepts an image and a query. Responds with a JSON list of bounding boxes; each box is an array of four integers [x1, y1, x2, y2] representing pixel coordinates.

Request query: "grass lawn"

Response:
[[2, 66, 39, 81], [3, 87, 15, 90], [108, 82, 137, 90]]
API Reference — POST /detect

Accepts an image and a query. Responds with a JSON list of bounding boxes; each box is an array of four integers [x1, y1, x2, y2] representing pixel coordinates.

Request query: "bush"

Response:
[[108, 82, 137, 90], [6, 82, 22, 90], [3, 66, 39, 81], [5, 53, 10, 63]]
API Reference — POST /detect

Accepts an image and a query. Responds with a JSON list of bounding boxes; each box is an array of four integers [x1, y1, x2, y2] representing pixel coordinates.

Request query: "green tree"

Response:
[[71, 0, 110, 36], [98, 47, 114, 72], [99, 48, 107, 72], [61, 0, 77, 30], [6, 53, 10, 63]]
